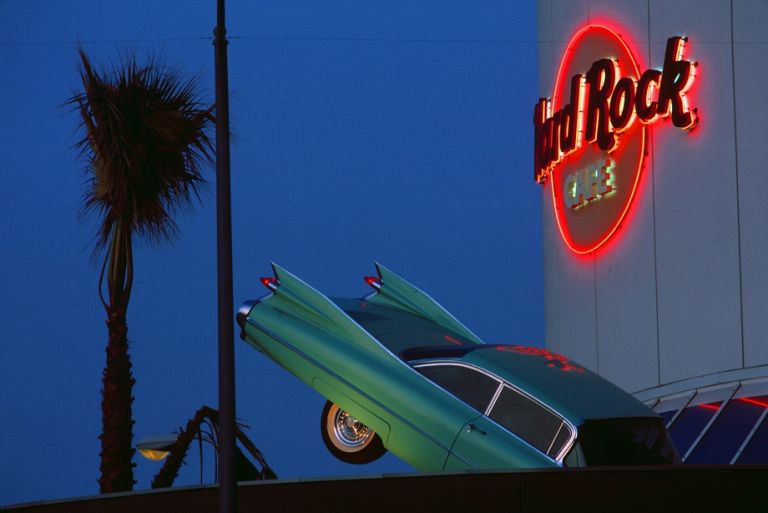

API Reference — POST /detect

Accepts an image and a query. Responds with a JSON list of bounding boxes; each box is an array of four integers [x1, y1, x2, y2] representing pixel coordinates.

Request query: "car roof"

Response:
[[461, 346, 654, 423], [336, 297, 653, 424]]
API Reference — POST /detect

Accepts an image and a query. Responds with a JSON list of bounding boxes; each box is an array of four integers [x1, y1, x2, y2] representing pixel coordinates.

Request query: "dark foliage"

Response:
[[69, 48, 214, 493]]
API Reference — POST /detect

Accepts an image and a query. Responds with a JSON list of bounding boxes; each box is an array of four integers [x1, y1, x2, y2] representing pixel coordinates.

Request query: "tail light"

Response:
[[260, 277, 278, 291]]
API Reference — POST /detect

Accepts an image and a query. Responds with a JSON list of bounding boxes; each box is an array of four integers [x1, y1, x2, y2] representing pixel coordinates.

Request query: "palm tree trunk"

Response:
[[99, 305, 136, 493], [98, 220, 136, 493]]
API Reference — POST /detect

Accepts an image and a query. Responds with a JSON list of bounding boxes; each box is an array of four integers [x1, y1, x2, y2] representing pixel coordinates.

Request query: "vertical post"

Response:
[[214, 0, 236, 512]]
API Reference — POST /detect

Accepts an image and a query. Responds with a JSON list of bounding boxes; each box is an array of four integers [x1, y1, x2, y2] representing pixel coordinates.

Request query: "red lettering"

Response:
[[610, 77, 636, 131], [533, 35, 697, 184], [533, 99, 548, 183], [657, 36, 697, 129], [533, 75, 585, 183], [636, 69, 662, 122], [550, 110, 563, 163], [585, 58, 618, 152], [560, 74, 584, 153]]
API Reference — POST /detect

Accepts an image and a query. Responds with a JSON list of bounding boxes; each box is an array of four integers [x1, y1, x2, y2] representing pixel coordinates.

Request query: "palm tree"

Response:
[[69, 48, 214, 493]]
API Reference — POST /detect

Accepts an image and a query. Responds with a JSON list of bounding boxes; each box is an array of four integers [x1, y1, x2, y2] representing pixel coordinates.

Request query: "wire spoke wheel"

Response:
[[321, 401, 386, 464], [333, 409, 373, 448]]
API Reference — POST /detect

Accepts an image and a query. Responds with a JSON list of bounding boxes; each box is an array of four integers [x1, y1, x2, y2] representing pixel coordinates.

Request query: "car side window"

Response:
[[488, 385, 568, 455], [416, 364, 500, 413]]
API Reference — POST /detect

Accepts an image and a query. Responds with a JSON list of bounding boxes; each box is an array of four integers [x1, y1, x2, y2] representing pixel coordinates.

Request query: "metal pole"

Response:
[[214, 0, 236, 511]]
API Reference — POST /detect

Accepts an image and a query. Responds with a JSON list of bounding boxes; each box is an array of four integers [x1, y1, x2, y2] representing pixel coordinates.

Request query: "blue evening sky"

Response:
[[0, 1, 540, 505]]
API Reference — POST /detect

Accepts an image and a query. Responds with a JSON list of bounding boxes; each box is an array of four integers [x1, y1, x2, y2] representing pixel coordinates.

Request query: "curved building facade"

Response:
[[536, 0, 768, 463]]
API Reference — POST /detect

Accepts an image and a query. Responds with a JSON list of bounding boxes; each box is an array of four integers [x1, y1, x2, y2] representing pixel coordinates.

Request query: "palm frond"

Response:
[[69, 47, 215, 251]]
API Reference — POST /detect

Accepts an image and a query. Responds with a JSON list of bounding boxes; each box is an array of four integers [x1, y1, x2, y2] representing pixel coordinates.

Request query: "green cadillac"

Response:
[[237, 263, 680, 469]]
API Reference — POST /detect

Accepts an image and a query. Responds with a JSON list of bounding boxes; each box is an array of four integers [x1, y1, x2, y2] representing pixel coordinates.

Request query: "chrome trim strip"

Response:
[[546, 422, 565, 456], [730, 406, 768, 464], [412, 360, 576, 465], [664, 391, 696, 430], [244, 317, 476, 468], [237, 298, 264, 324], [554, 429, 577, 463], [237, 293, 273, 339], [484, 383, 504, 417], [414, 361, 501, 384], [682, 388, 736, 462], [412, 361, 504, 417], [632, 364, 768, 402]]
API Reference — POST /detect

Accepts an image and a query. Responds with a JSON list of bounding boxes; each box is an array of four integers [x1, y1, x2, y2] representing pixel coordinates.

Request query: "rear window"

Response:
[[577, 417, 681, 465]]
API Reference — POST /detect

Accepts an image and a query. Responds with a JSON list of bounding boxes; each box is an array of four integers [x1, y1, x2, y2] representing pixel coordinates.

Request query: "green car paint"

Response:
[[238, 263, 679, 470]]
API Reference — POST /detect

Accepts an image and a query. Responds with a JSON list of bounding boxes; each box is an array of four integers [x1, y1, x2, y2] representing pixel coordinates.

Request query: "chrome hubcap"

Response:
[[333, 409, 372, 448]]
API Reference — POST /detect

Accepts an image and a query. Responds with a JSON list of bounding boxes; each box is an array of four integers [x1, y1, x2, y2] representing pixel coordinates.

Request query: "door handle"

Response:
[[466, 423, 487, 435]]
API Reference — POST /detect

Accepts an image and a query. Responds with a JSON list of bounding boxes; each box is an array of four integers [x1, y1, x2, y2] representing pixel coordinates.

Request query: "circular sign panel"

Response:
[[533, 25, 697, 254], [552, 26, 644, 254]]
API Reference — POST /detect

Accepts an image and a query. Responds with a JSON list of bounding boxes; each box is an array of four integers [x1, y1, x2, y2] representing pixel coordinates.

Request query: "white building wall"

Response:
[[538, 0, 768, 394], [734, 1, 768, 368]]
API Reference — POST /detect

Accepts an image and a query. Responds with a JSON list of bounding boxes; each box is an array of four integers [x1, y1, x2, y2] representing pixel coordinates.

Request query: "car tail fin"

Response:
[[367, 262, 485, 345], [258, 263, 393, 358]]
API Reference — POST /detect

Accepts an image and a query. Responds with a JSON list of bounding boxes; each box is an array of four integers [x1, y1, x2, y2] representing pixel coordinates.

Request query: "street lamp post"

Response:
[[214, 0, 236, 512]]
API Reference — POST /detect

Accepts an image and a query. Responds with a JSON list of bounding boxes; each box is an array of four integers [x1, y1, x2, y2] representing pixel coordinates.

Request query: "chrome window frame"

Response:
[[413, 360, 576, 464], [413, 361, 504, 416]]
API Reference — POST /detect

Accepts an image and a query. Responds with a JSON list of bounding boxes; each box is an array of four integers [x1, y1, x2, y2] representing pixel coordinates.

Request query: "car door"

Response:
[[444, 415, 549, 469], [445, 384, 570, 470], [412, 362, 502, 467]]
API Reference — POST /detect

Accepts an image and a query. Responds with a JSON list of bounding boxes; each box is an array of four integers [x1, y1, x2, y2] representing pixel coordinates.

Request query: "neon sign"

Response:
[[564, 158, 615, 210], [534, 25, 698, 254]]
